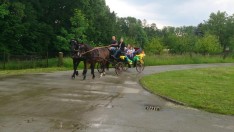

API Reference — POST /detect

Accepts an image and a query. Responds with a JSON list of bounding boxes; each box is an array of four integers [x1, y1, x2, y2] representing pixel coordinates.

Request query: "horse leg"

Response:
[[99, 62, 104, 78], [91, 63, 96, 79], [82, 61, 87, 80], [75, 60, 80, 76], [103, 64, 106, 76], [106, 61, 109, 71], [102, 62, 106, 76], [72, 59, 78, 79]]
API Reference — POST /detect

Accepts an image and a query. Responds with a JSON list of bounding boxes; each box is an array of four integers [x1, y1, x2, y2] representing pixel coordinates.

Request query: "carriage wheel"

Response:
[[97, 62, 104, 73], [115, 62, 123, 75], [136, 61, 144, 73], [123, 63, 129, 71]]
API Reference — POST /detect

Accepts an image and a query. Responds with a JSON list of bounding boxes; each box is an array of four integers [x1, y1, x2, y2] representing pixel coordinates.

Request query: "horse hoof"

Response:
[[71, 76, 75, 79], [83, 76, 86, 80], [92, 76, 95, 79], [100, 73, 103, 78], [75, 71, 79, 76]]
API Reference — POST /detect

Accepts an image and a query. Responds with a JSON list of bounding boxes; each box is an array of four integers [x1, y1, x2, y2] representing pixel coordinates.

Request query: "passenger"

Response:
[[125, 44, 131, 52], [111, 37, 126, 59], [109, 36, 118, 55], [126, 45, 135, 60]]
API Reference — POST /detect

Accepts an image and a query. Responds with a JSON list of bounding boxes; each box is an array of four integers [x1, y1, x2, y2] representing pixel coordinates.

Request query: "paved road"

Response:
[[0, 63, 234, 132]]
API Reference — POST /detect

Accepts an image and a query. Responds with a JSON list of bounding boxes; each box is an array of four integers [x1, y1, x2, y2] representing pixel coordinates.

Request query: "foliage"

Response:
[[0, 0, 119, 54], [229, 37, 234, 52], [204, 11, 234, 53], [116, 17, 148, 48], [145, 37, 164, 55], [56, 30, 72, 52], [0, 3, 9, 18], [55, 9, 88, 51], [70, 9, 89, 42], [0, 1, 234, 58], [195, 34, 222, 55]]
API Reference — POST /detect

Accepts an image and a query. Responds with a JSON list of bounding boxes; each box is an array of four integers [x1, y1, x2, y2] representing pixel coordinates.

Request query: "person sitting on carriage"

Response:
[[126, 44, 135, 60], [109, 36, 118, 55], [110, 37, 125, 59]]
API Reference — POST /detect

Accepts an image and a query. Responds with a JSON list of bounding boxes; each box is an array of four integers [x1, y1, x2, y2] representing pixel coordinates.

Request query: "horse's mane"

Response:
[[82, 43, 94, 51]]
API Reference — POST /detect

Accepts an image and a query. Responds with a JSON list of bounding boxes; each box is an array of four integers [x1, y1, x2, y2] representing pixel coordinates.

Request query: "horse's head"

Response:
[[77, 43, 94, 56], [70, 39, 78, 49], [70, 39, 84, 58]]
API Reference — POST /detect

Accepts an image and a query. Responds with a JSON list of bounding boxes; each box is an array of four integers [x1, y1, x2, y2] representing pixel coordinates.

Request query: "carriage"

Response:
[[97, 47, 145, 75]]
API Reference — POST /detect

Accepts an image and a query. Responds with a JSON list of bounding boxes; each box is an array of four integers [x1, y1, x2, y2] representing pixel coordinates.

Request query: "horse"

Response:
[[70, 39, 86, 79], [78, 44, 110, 80]]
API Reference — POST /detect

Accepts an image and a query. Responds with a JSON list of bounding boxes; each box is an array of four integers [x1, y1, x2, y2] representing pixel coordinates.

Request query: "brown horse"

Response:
[[70, 39, 87, 79], [78, 44, 110, 80]]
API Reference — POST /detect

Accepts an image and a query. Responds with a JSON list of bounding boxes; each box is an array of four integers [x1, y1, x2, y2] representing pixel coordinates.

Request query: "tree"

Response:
[[204, 11, 228, 52], [116, 17, 148, 48], [0, 2, 9, 52], [144, 23, 161, 40], [229, 37, 234, 52], [226, 14, 234, 52], [145, 37, 164, 55], [55, 9, 88, 52], [0, 3, 9, 19], [55, 28, 74, 51], [0, 2, 26, 54], [195, 34, 221, 55], [195, 23, 205, 37], [70, 9, 88, 42]]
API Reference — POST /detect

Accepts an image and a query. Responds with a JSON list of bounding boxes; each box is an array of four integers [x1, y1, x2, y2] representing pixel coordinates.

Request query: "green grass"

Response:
[[144, 54, 234, 66], [0, 54, 233, 70], [0, 67, 70, 78], [0, 57, 85, 77], [0, 57, 83, 70], [140, 66, 234, 115]]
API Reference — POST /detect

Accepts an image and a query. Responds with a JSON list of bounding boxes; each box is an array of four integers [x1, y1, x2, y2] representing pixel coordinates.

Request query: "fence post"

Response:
[[46, 52, 49, 67], [3, 49, 6, 70], [58, 52, 63, 67]]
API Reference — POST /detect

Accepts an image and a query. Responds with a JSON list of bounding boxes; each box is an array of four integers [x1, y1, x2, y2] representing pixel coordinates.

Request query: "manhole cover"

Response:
[[145, 105, 160, 111]]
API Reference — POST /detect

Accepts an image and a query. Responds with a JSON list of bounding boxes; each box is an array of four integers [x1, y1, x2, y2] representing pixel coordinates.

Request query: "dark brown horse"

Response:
[[70, 39, 86, 79], [78, 44, 110, 80]]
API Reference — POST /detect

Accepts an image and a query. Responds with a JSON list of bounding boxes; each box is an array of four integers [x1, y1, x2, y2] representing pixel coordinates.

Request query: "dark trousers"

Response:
[[113, 49, 122, 58]]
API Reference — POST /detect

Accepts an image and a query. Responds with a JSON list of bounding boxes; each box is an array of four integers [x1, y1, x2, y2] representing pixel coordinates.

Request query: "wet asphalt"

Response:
[[0, 63, 234, 132]]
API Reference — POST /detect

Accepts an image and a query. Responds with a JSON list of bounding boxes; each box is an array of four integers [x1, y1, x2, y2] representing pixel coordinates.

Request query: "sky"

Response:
[[105, 0, 234, 29]]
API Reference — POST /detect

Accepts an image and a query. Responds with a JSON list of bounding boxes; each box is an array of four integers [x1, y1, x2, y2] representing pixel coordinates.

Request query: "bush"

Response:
[[145, 37, 164, 55], [195, 34, 222, 55]]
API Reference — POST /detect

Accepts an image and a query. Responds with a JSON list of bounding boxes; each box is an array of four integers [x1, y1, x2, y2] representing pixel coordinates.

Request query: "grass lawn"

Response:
[[144, 54, 234, 66], [140, 66, 234, 115], [0, 67, 70, 78]]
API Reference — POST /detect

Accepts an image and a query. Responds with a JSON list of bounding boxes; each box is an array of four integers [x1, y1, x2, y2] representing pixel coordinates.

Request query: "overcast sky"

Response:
[[105, 0, 234, 29]]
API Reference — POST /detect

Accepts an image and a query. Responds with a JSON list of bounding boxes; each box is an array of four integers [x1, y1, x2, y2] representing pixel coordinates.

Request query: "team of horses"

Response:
[[70, 39, 110, 80]]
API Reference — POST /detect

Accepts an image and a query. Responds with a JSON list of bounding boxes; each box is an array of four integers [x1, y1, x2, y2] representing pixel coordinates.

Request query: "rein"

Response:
[[81, 45, 110, 55]]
